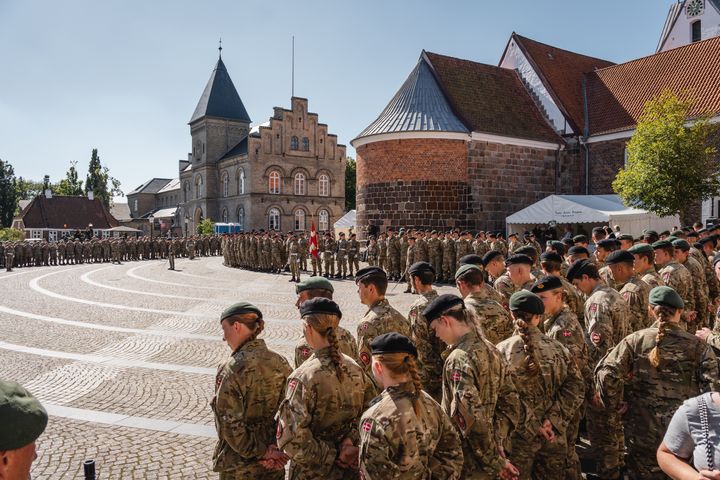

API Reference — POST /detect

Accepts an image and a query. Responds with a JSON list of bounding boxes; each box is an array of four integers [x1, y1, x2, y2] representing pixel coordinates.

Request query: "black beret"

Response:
[[422, 294, 465, 323], [573, 235, 588, 243], [698, 237, 714, 246], [509, 291, 545, 315], [530, 275, 563, 293], [455, 264, 482, 280], [355, 266, 387, 283], [296, 277, 334, 294], [408, 261, 435, 276], [540, 251, 563, 263], [370, 333, 418, 357], [649, 286, 684, 309], [567, 246, 590, 256], [505, 254, 533, 266], [566, 259, 594, 281], [482, 250, 503, 265], [596, 238, 619, 249], [672, 239, 691, 251], [515, 245, 537, 257], [299, 298, 342, 319], [0, 380, 48, 450], [220, 302, 262, 322], [459, 254, 484, 266], [652, 240, 673, 249], [550, 241, 566, 255], [686, 231, 699, 238], [604, 249, 635, 265]]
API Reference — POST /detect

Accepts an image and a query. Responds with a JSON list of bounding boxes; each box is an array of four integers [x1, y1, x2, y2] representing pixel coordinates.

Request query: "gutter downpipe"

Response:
[[581, 75, 590, 195]]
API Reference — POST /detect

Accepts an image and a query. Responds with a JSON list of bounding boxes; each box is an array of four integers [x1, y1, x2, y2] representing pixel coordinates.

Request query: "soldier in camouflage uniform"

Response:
[[424, 294, 521, 480], [628, 243, 664, 289], [455, 264, 514, 345], [377, 233, 387, 272], [494, 254, 536, 307], [606, 250, 651, 332], [653, 240, 696, 328], [287, 234, 301, 283], [359, 333, 464, 480], [355, 267, 411, 390], [696, 235, 720, 327], [404, 236, 418, 294], [276, 298, 376, 480], [323, 232, 336, 278], [472, 232, 489, 257], [4, 242, 14, 271], [187, 237, 196, 260], [298, 232, 308, 272], [507, 233, 522, 254], [596, 286, 719, 479], [595, 238, 619, 289], [455, 231, 471, 271], [674, 238, 708, 332], [336, 232, 348, 279], [497, 291, 584, 480], [310, 232, 322, 277], [427, 231, 443, 282], [365, 236, 379, 267], [347, 233, 359, 277], [211, 302, 292, 479], [539, 251, 584, 324], [442, 232, 457, 284], [387, 229, 401, 280]]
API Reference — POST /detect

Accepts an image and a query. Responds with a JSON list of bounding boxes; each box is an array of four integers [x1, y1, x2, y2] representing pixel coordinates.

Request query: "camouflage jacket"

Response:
[[211, 339, 292, 474], [559, 275, 585, 324], [584, 283, 632, 365], [617, 276, 651, 332], [359, 381, 463, 480], [464, 290, 513, 345], [377, 239, 388, 259], [408, 289, 444, 402], [684, 257, 709, 317], [442, 238, 456, 260], [659, 260, 695, 313], [294, 326, 358, 369], [482, 282, 506, 307], [544, 306, 592, 388], [691, 246, 720, 303], [442, 330, 520, 478], [472, 239, 489, 257], [455, 239, 471, 260], [638, 267, 664, 290], [493, 274, 534, 307], [276, 348, 376, 479]]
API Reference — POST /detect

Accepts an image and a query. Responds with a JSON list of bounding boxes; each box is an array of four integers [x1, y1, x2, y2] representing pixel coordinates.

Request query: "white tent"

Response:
[[334, 210, 356, 230], [506, 195, 679, 238]]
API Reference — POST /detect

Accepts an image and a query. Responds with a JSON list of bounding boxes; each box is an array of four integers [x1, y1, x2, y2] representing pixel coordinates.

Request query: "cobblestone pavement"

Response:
[[0, 257, 458, 479]]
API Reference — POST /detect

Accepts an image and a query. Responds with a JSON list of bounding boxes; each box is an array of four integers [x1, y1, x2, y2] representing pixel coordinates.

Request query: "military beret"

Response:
[[455, 264, 482, 280], [686, 231, 699, 238], [671, 239, 691, 251], [408, 236, 416, 241], [0, 380, 48, 451], [431, 230, 437, 234], [604, 249, 636, 265], [220, 302, 262, 322], [567, 246, 590, 256], [540, 251, 563, 263], [698, 228, 709, 234], [596, 238, 618, 249], [482, 250, 503, 265], [698, 236, 714, 246], [530, 275, 563, 293], [649, 286, 684, 309], [566, 259, 594, 281], [573, 235, 588, 243], [487, 232, 497, 238], [644, 230, 658, 237], [299, 298, 342, 319], [296, 276, 334, 295], [355, 266, 387, 283], [370, 332, 418, 357], [617, 234, 634, 241], [550, 240, 566, 255], [505, 254, 533, 266], [665, 236, 679, 244], [660, 231, 672, 237], [408, 261, 435, 276], [459, 254, 484, 266], [592, 227, 605, 235], [652, 240, 673, 249], [509, 290, 545, 315], [627, 243, 654, 254], [515, 245, 537, 257], [422, 294, 465, 323], [508, 232, 518, 238]]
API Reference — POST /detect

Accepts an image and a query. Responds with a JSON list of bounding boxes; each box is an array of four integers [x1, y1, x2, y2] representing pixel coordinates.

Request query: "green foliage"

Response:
[[14, 177, 44, 200], [613, 90, 720, 224], [197, 218, 215, 235], [85, 149, 123, 207], [0, 159, 18, 228], [345, 157, 356, 211], [0, 228, 24, 241], [55, 161, 84, 196]]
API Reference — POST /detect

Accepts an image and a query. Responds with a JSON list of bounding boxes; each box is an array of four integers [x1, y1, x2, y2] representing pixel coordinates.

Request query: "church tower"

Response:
[[658, 0, 720, 52]]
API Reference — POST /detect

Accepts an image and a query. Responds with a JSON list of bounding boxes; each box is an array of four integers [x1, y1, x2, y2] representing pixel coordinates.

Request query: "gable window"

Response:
[[319, 174, 329, 197], [269, 208, 281, 231], [238, 169, 245, 195], [692, 20, 702, 43], [318, 210, 329, 231], [294, 210, 306, 231], [294, 173, 306, 196], [290, 136, 299, 150], [269, 171, 281, 194], [222, 172, 229, 198], [301, 137, 310, 151]]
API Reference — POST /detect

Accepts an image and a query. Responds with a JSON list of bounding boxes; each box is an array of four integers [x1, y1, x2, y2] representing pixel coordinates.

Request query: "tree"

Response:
[[197, 218, 215, 235], [345, 157, 356, 211], [14, 177, 45, 200], [85, 148, 123, 207], [0, 228, 24, 241], [56, 161, 84, 196], [613, 90, 720, 225], [0, 159, 18, 228]]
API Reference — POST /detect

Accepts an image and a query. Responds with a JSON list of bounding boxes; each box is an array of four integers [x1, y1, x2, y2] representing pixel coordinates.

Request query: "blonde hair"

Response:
[[648, 305, 677, 368], [374, 352, 422, 416], [303, 312, 346, 381], [225, 312, 265, 343], [511, 310, 540, 376]]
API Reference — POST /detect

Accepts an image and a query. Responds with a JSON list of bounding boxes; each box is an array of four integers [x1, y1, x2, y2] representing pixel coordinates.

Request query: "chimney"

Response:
[[44, 189, 52, 199], [88, 191, 94, 201]]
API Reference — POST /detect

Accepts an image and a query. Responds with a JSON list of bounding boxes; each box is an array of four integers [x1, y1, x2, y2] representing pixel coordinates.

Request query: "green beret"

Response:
[[482, 251, 503, 265], [665, 236, 679, 243], [617, 234, 634, 241], [671, 239, 691, 251], [509, 290, 545, 315], [530, 275, 563, 293], [604, 250, 635, 265], [455, 264, 481, 280], [627, 243, 653, 254], [0, 380, 48, 450], [220, 302, 262, 322], [422, 294, 465, 323], [299, 298, 342, 319], [370, 333, 418, 357], [649, 286, 684, 309], [296, 277, 334, 295], [651, 240, 673, 249], [515, 246, 537, 258]]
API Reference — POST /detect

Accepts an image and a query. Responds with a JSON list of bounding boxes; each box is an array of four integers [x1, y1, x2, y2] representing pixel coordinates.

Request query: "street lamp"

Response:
[[148, 214, 154, 241]]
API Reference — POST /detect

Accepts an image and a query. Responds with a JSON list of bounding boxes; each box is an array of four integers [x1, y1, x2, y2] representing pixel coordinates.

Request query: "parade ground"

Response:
[[0, 257, 452, 478]]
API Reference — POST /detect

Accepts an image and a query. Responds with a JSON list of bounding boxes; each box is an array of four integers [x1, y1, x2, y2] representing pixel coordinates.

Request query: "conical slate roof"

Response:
[[190, 57, 251, 124], [355, 55, 469, 139]]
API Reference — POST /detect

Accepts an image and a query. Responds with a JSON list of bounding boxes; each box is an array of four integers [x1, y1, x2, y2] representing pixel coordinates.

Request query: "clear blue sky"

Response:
[[0, 0, 676, 200]]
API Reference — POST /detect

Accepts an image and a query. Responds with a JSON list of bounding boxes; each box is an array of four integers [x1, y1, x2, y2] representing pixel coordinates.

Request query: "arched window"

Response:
[[221, 208, 228, 223], [238, 169, 245, 195], [269, 208, 281, 230], [318, 210, 329, 231], [294, 172, 306, 195], [318, 174, 330, 197], [195, 175, 203, 198], [692, 20, 702, 43], [222, 172, 229, 198], [294, 210, 306, 231], [301, 137, 310, 151], [269, 171, 280, 194], [237, 207, 245, 231], [290, 136, 299, 150]]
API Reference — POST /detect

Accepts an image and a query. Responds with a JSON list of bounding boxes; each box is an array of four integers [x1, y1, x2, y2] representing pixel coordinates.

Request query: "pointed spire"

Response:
[[218, 37, 222, 58]]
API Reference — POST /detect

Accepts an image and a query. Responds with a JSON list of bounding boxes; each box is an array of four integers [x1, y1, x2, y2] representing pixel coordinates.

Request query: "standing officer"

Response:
[[377, 233, 387, 272], [287, 234, 301, 283], [347, 233, 360, 277], [387, 229, 401, 281], [336, 232, 348, 279], [365, 236, 379, 267], [0, 380, 48, 479], [4, 242, 14, 272], [323, 232, 336, 279]]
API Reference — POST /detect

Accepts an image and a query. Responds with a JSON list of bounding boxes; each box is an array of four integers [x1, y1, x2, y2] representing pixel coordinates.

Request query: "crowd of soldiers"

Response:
[[1, 235, 223, 271]]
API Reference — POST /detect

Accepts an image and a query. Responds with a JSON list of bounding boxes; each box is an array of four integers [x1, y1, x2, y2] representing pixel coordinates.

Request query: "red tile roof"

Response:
[[19, 195, 120, 230], [424, 52, 561, 144], [510, 34, 615, 135], [587, 35, 720, 136]]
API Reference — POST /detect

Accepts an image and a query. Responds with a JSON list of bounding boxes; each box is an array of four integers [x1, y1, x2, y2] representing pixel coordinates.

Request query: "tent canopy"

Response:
[[105, 226, 143, 233], [334, 210, 356, 229]]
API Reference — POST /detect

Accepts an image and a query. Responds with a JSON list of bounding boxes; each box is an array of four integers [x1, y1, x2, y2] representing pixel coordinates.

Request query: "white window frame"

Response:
[[102, 230, 111, 238], [269, 208, 281, 230], [48, 230, 57, 242], [294, 210, 306, 231], [318, 210, 329, 231], [269, 171, 280, 194], [30, 229, 42, 239], [319, 174, 329, 197], [294, 173, 306, 196], [133, 199, 138, 212]]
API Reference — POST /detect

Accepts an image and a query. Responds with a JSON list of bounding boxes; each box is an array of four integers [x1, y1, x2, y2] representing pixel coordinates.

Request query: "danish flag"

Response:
[[309, 222, 319, 258]]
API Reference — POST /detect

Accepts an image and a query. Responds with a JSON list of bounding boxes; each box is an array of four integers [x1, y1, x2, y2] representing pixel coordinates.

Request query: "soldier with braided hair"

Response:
[[276, 298, 376, 480], [358, 333, 464, 480], [425, 294, 521, 480], [596, 286, 719, 479], [496, 291, 584, 480], [212, 302, 292, 480]]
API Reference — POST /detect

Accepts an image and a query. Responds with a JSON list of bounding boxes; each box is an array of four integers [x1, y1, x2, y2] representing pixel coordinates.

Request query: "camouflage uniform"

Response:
[[323, 237, 336, 277], [359, 381, 464, 479], [407, 289, 443, 402], [427, 236, 443, 281], [377, 237, 387, 272], [617, 276, 651, 332], [298, 236, 308, 271], [497, 326, 583, 480], [387, 235, 401, 279], [683, 256, 709, 331], [276, 347, 376, 480], [493, 274, 534, 307], [442, 330, 520, 479], [293, 326, 358, 369], [366, 240, 379, 267], [464, 290, 514, 345], [692, 246, 719, 327], [288, 238, 300, 280], [441, 236, 456, 283], [455, 237, 471, 270], [637, 266, 664, 290], [347, 238, 359, 275], [472, 238, 489, 257], [311, 236, 323, 276], [596, 323, 719, 479], [336, 237, 348, 278], [399, 235, 408, 279], [557, 276, 585, 324], [658, 260, 695, 325], [211, 338, 291, 479]]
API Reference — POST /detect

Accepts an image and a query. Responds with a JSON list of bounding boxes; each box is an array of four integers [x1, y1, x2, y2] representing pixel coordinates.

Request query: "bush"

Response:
[[0, 228, 24, 241], [197, 218, 215, 235]]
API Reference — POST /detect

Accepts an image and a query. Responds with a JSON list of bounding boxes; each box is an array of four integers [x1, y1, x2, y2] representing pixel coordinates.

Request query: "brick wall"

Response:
[[587, 138, 626, 194]]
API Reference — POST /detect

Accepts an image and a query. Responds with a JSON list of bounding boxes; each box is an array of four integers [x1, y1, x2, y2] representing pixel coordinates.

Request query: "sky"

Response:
[[0, 0, 677, 202]]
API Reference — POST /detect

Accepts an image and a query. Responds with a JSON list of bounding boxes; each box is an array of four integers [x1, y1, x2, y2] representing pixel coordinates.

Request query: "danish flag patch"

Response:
[[362, 420, 373, 432], [452, 370, 462, 382], [302, 348, 310, 358], [563, 330, 572, 337], [288, 379, 298, 393], [360, 352, 371, 365]]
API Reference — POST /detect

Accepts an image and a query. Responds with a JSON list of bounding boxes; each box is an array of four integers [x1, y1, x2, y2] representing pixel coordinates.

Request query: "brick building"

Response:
[[352, 1, 720, 233]]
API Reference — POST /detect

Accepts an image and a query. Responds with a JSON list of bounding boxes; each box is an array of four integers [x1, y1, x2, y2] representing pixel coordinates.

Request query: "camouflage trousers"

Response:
[[377, 256, 386, 271], [347, 254, 359, 275], [586, 403, 622, 479], [289, 254, 299, 279], [311, 255, 322, 275], [323, 252, 335, 277], [429, 254, 442, 280], [565, 407, 583, 480], [623, 408, 675, 480], [388, 255, 400, 278], [442, 257, 456, 282], [336, 253, 347, 277], [299, 253, 307, 271], [510, 431, 568, 480]]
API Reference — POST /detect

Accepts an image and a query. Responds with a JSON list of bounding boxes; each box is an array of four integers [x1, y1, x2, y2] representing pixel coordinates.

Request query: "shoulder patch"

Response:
[[590, 332, 602, 345], [563, 330, 572, 337], [302, 347, 311, 358], [360, 322, 370, 332], [288, 378, 299, 393], [590, 303, 598, 312], [451, 370, 463, 382], [360, 352, 371, 365], [622, 291, 631, 302], [361, 419, 373, 433]]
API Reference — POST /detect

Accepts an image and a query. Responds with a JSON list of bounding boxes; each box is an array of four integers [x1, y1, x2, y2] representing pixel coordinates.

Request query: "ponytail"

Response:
[[376, 352, 423, 417], [405, 355, 422, 416], [512, 310, 540, 376], [304, 312, 347, 381], [326, 327, 347, 381], [226, 313, 264, 345], [648, 305, 676, 368]]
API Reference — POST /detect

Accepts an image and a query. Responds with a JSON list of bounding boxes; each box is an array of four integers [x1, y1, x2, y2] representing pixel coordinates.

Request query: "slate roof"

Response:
[[157, 178, 180, 193], [190, 57, 251, 124], [355, 56, 469, 139], [220, 136, 249, 160], [424, 52, 561, 143], [20, 195, 120, 230], [127, 178, 172, 196], [586, 35, 720, 135], [110, 203, 132, 221], [509, 34, 614, 135]]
